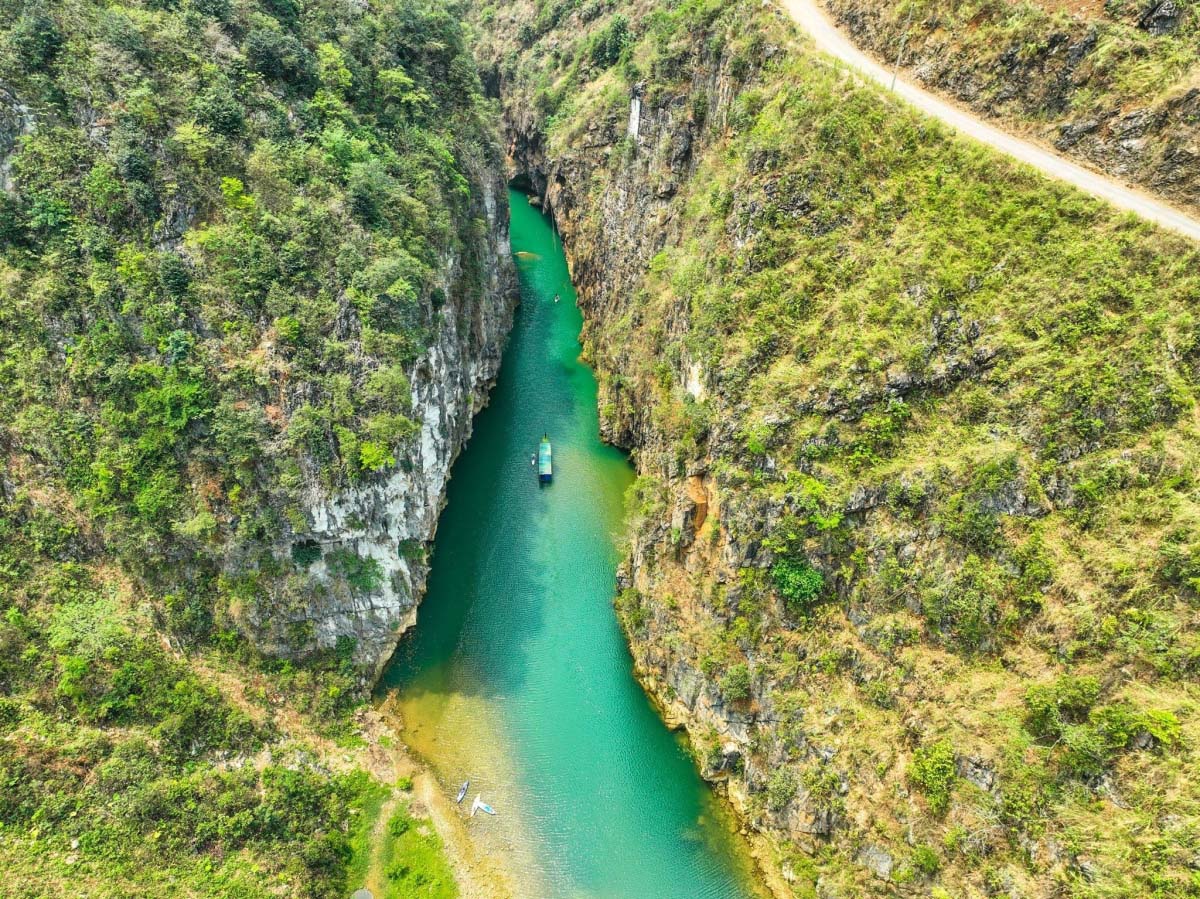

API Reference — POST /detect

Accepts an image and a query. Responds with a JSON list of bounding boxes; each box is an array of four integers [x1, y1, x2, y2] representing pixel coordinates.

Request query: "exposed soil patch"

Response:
[[1030, 0, 1108, 18]]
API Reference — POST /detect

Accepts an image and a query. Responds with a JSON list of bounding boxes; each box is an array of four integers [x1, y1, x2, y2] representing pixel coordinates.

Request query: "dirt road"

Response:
[[779, 0, 1200, 243]]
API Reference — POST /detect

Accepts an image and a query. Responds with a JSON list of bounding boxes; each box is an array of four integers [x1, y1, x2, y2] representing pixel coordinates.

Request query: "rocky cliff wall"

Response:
[[0, 87, 33, 192], [251, 178, 517, 677], [474, 1, 1200, 895], [489, 7, 828, 882], [0, 0, 518, 680]]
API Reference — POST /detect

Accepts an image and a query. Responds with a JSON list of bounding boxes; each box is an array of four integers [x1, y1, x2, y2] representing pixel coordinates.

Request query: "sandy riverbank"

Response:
[[370, 695, 516, 899]]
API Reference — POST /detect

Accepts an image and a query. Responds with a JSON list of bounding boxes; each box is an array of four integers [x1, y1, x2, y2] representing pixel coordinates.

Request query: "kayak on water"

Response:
[[455, 780, 469, 804]]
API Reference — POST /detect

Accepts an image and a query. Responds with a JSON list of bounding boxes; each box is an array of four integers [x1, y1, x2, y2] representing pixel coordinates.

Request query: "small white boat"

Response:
[[455, 780, 469, 804], [470, 794, 496, 817]]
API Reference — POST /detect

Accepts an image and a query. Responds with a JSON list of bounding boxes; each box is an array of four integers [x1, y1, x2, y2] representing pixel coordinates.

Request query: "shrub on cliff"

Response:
[[719, 662, 752, 702], [1024, 675, 1101, 741], [765, 767, 798, 812], [909, 739, 957, 814], [589, 13, 630, 68], [772, 557, 824, 616], [326, 549, 385, 594], [1024, 677, 1182, 778]]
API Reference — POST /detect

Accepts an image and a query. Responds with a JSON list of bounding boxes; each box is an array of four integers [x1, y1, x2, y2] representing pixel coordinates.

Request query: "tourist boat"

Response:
[[455, 780, 469, 804], [538, 435, 552, 484], [470, 795, 496, 817]]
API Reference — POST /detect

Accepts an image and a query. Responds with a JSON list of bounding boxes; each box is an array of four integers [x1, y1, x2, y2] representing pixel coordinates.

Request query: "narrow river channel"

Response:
[[377, 190, 765, 899]]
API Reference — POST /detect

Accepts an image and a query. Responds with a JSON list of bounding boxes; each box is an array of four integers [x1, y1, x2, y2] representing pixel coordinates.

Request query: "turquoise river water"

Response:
[[378, 191, 764, 899]]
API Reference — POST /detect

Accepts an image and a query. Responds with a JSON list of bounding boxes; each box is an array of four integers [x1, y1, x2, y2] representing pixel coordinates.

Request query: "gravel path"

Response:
[[780, 0, 1200, 243]]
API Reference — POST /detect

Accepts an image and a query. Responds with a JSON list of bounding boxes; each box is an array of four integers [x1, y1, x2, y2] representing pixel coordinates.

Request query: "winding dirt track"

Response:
[[779, 0, 1200, 243]]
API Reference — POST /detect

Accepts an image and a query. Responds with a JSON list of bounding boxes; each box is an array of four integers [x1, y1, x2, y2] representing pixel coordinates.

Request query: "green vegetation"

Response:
[[910, 844, 941, 876], [479, 0, 1200, 895], [327, 548, 386, 594], [0, 0, 490, 891], [378, 804, 456, 899], [0, 473, 388, 895], [765, 767, 798, 812], [719, 661, 752, 701], [1024, 675, 1181, 778], [590, 14, 631, 69], [344, 781, 456, 899], [909, 739, 957, 814], [830, 0, 1200, 109], [771, 557, 824, 616], [0, 0, 499, 645]]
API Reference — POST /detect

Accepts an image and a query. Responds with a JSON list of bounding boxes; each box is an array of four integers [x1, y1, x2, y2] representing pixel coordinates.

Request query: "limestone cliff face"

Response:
[[250, 179, 517, 676], [2, 88, 517, 675], [0, 0, 522, 681], [0, 87, 33, 193], [489, 6, 809, 861], [502, 57, 745, 447]]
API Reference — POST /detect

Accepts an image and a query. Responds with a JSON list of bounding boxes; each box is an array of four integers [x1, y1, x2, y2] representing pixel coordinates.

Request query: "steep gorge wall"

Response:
[[475, 1, 1200, 896], [0, 0, 517, 680], [249, 179, 516, 676], [495, 23, 817, 884]]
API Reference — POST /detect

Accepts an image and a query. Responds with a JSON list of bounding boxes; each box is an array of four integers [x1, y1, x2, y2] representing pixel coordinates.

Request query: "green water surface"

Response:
[[378, 191, 763, 899]]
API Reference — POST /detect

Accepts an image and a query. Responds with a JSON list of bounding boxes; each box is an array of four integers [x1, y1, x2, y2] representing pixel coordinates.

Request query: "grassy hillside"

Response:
[[476, 0, 1200, 895], [0, 468, 442, 896], [828, 0, 1200, 109], [0, 0, 491, 892]]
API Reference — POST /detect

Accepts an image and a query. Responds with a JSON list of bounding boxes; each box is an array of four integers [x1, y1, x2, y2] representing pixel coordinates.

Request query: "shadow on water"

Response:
[[375, 191, 765, 899], [379, 254, 586, 702]]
